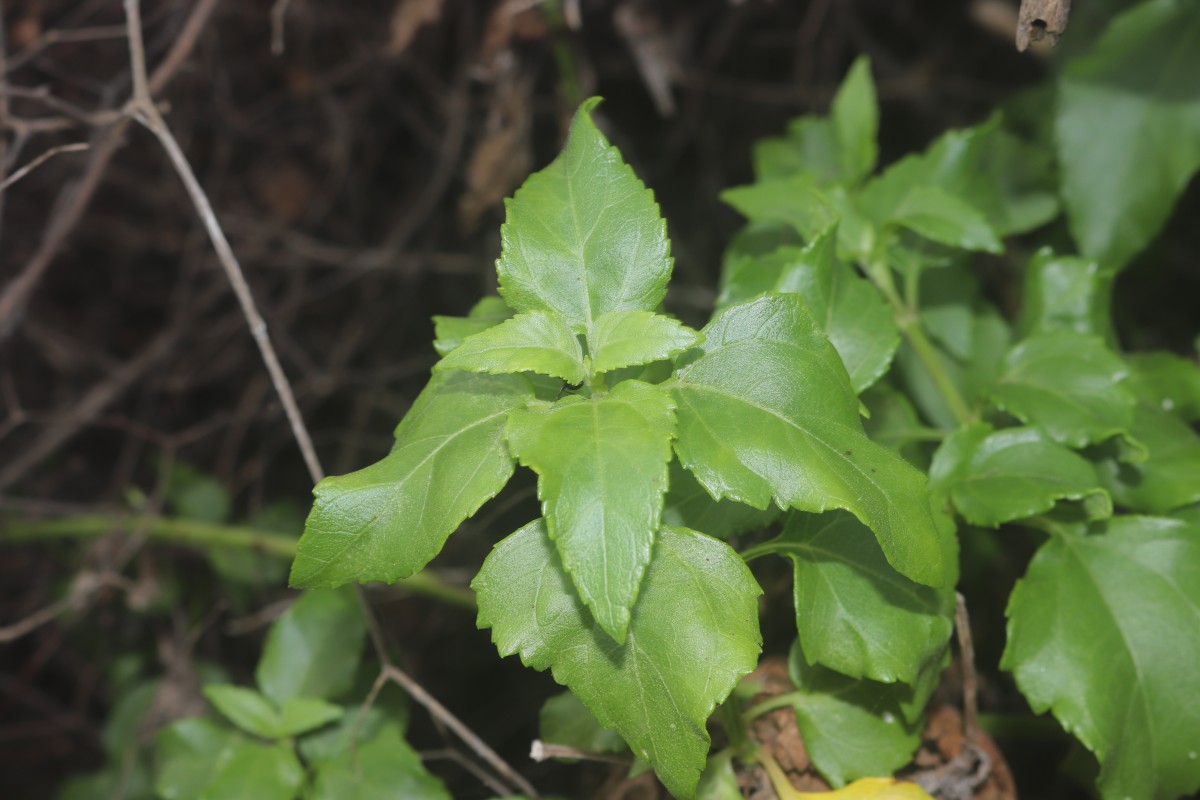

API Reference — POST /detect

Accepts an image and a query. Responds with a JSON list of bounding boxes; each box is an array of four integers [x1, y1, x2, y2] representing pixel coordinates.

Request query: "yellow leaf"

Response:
[[796, 777, 934, 800]]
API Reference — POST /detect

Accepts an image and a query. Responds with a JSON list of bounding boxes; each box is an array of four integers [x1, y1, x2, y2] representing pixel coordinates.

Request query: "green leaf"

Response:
[[785, 640, 922, 788], [831, 57, 879, 185], [1002, 516, 1200, 799], [1019, 248, 1115, 339], [748, 511, 954, 684], [887, 186, 1002, 254], [291, 371, 534, 587], [496, 98, 672, 334], [276, 697, 342, 737], [662, 459, 781, 538], [1094, 402, 1200, 513], [166, 463, 231, 524], [988, 331, 1136, 450], [1125, 352, 1200, 422], [198, 742, 303, 800], [898, 289, 1012, 432], [695, 750, 742, 800], [1056, 0, 1200, 268], [474, 521, 762, 799], [58, 766, 153, 800], [930, 424, 1112, 527], [298, 681, 408, 765], [312, 723, 451, 800], [203, 684, 281, 739], [257, 588, 366, 706], [719, 227, 899, 393], [859, 116, 1057, 238], [860, 383, 937, 460], [588, 310, 703, 376], [101, 680, 158, 756], [436, 311, 585, 383], [164, 708, 305, 799], [672, 294, 947, 588], [433, 296, 514, 356], [753, 117, 840, 184], [156, 718, 238, 800], [721, 176, 839, 242], [505, 380, 675, 642], [539, 691, 628, 754], [750, 57, 876, 188]]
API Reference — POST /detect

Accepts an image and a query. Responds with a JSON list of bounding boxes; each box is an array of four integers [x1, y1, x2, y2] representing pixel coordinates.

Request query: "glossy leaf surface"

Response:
[[292, 371, 533, 587], [749, 511, 953, 684], [1003, 517, 1200, 799], [887, 186, 1002, 254], [436, 311, 585, 383], [1019, 249, 1114, 339], [432, 296, 514, 356], [662, 459, 781, 538], [1056, 0, 1200, 268], [506, 380, 675, 642], [474, 521, 761, 798], [538, 691, 627, 754], [721, 176, 839, 242], [754, 117, 840, 184], [1095, 403, 1200, 513], [588, 310, 703, 376], [497, 98, 671, 333], [930, 424, 1111, 527], [859, 117, 1057, 238], [672, 294, 946, 587], [719, 227, 898, 393], [786, 641, 922, 788], [257, 588, 366, 706], [831, 57, 879, 186], [1125, 353, 1200, 422], [988, 331, 1135, 450]]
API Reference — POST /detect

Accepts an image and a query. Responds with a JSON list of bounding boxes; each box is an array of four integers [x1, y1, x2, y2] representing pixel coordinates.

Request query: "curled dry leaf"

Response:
[[459, 69, 533, 230], [386, 0, 446, 57]]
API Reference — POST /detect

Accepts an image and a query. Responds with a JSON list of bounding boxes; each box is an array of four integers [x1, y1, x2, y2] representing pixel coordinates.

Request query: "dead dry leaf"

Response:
[[387, 0, 446, 57]]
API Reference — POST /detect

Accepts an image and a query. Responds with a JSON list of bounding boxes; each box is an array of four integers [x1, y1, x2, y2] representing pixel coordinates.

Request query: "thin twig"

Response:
[[530, 740, 631, 766], [0, 10, 8, 247], [0, 142, 90, 193], [955, 592, 978, 740], [0, 572, 132, 643], [117, 4, 537, 797], [123, 0, 322, 485], [384, 663, 538, 798], [270, 0, 296, 56], [0, 0, 220, 335], [422, 748, 514, 797], [0, 318, 188, 489]]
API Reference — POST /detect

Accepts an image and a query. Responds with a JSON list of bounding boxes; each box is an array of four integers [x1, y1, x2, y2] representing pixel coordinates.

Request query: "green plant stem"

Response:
[[742, 691, 803, 722], [716, 699, 750, 754], [894, 308, 974, 425], [755, 750, 805, 800], [865, 249, 973, 426], [2, 514, 476, 609]]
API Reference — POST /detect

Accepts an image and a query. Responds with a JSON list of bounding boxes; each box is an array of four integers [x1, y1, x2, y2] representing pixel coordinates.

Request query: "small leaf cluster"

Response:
[[287, 4, 1200, 796], [291, 95, 954, 796], [715, 24, 1200, 796], [59, 589, 449, 800]]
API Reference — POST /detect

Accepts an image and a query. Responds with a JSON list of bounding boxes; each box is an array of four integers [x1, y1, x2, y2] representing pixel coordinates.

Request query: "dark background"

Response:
[[2, 0, 1196, 797]]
